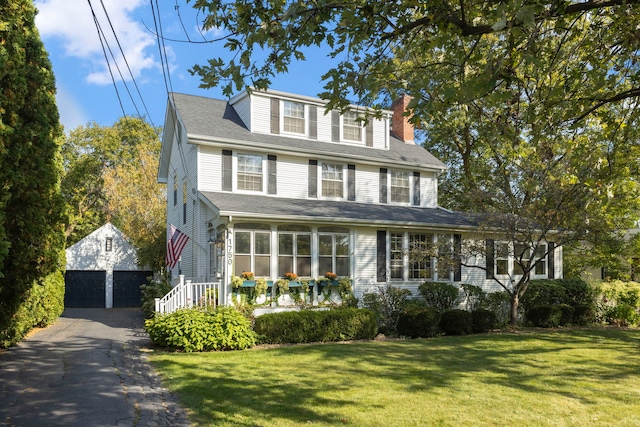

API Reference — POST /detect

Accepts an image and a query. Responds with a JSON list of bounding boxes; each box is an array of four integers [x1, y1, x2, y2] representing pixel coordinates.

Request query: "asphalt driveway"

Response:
[[0, 308, 189, 427]]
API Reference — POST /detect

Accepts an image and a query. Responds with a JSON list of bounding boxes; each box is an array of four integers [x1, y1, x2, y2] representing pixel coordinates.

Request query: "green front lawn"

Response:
[[148, 328, 640, 426]]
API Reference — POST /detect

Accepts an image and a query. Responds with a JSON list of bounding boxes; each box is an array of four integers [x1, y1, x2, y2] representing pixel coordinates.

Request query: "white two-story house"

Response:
[[157, 89, 562, 304]]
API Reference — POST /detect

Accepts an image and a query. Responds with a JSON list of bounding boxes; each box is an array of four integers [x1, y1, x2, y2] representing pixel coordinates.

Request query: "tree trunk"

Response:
[[510, 293, 519, 326]]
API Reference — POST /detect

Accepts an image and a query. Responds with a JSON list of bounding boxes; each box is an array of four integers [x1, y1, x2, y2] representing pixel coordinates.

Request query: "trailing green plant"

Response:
[[397, 306, 440, 338], [362, 284, 411, 335], [254, 277, 268, 296], [471, 309, 497, 333], [459, 284, 486, 311], [275, 279, 289, 295], [418, 282, 460, 311], [231, 276, 244, 289], [141, 278, 172, 319], [145, 307, 256, 352], [253, 308, 377, 344], [439, 309, 473, 335], [526, 304, 562, 328]]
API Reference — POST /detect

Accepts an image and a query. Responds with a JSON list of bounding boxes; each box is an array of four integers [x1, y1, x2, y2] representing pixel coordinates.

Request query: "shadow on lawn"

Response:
[[152, 328, 640, 425]]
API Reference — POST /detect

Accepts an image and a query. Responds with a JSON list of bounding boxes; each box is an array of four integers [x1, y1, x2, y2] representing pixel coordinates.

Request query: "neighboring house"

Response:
[[157, 89, 562, 304], [582, 227, 640, 282], [65, 223, 151, 308]]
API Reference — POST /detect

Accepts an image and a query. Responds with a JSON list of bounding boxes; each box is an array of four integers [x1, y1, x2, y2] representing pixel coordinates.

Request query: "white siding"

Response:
[[352, 228, 382, 301], [316, 106, 333, 142], [198, 145, 222, 192], [355, 165, 379, 204], [372, 118, 389, 149], [251, 94, 272, 134], [66, 223, 139, 271], [277, 154, 309, 198], [420, 173, 438, 208]]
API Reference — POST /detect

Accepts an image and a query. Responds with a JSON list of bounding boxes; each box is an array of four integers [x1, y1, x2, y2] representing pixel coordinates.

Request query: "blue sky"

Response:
[[34, 0, 331, 132]]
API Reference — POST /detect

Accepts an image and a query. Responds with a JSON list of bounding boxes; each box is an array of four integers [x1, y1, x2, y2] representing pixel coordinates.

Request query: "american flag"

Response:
[[166, 224, 189, 268]]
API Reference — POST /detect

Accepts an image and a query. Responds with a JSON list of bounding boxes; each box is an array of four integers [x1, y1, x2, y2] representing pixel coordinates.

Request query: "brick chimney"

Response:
[[391, 94, 414, 144]]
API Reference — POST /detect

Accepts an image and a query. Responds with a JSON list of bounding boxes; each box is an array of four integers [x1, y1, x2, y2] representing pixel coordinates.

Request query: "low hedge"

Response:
[[397, 306, 440, 338], [526, 304, 562, 328], [253, 308, 377, 344], [440, 309, 473, 335], [145, 307, 256, 352], [572, 304, 595, 326], [471, 309, 497, 333]]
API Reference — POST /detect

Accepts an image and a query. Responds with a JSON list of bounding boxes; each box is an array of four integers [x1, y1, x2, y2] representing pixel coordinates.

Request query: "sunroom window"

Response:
[[278, 225, 311, 277], [318, 226, 350, 277], [234, 224, 271, 277]]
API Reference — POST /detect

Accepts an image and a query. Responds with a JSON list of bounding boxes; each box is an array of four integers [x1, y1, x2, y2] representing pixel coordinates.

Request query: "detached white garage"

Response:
[[65, 223, 151, 308]]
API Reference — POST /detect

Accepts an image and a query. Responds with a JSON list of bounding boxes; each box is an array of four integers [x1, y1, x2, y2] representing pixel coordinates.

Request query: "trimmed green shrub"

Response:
[[558, 303, 574, 326], [572, 304, 595, 326], [253, 308, 377, 344], [419, 282, 460, 311], [526, 304, 562, 328], [471, 309, 497, 333], [522, 279, 594, 312], [397, 306, 440, 338], [362, 285, 411, 335], [605, 304, 639, 327], [141, 279, 172, 319], [145, 307, 256, 352], [439, 309, 473, 335], [0, 270, 65, 348]]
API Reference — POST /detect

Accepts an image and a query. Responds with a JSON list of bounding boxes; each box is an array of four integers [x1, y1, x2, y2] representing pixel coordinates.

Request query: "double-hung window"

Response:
[[278, 225, 311, 277], [533, 244, 547, 276], [390, 170, 410, 203], [322, 163, 343, 198], [343, 111, 362, 142], [283, 101, 305, 134], [390, 233, 404, 280], [318, 227, 350, 277], [237, 153, 263, 192], [409, 233, 433, 279], [234, 224, 271, 277]]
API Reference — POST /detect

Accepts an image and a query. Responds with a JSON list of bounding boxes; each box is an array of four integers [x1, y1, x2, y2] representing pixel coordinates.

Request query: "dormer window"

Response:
[[237, 153, 263, 191], [283, 101, 305, 134], [343, 111, 362, 142]]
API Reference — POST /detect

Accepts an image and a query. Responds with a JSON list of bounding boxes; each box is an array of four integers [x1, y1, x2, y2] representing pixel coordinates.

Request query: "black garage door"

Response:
[[65, 270, 106, 308], [113, 271, 151, 307]]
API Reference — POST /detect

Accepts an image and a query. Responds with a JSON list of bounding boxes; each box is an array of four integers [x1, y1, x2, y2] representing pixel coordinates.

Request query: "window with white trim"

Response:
[[278, 225, 311, 277], [237, 153, 263, 192], [321, 163, 344, 198], [318, 226, 350, 277], [283, 101, 305, 134], [390, 170, 410, 203], [234, 224, 271, 277], [409, 233, 433, 279], [533, 244, 547, 276], [343, 111, 362, 141], [390, 233, 404, 280]]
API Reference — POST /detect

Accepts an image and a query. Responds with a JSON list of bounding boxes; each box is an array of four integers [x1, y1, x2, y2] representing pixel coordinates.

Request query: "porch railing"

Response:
[[155, 275, 223, 314]]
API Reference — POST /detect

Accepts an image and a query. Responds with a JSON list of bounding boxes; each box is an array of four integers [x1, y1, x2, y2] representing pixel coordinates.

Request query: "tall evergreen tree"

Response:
[[0, 0, 66, 342]]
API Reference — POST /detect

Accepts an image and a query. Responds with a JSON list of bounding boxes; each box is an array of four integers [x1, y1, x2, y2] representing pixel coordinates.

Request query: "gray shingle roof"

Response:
[[201, 191, 477, 229], [170, 92, 446, 171]]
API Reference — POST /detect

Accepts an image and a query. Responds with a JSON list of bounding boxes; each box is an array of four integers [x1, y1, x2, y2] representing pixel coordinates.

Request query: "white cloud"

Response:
[[35, 0, 165, 85]]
